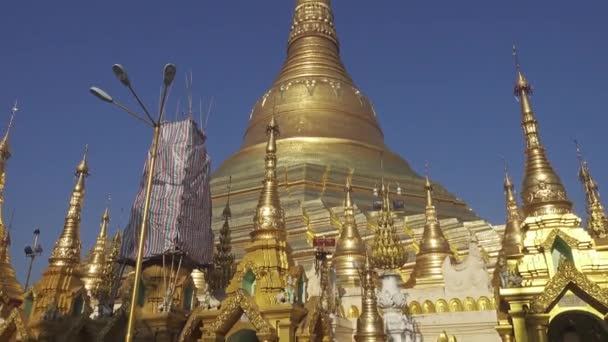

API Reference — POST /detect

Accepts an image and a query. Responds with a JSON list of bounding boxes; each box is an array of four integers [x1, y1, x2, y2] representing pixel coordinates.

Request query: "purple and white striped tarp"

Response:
[[119, 119, 213, 266]]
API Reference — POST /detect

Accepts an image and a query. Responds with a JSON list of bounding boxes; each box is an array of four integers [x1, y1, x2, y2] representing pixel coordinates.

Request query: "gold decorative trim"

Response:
[[540, 229, 579, 250], [530, 260, 608, 313], [205, 290, 276, 338], [0, 307, 32, 340]]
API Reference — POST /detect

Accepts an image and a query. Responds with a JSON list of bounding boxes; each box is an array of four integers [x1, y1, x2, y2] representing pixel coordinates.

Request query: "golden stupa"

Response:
[[210, 0, 478, 263]]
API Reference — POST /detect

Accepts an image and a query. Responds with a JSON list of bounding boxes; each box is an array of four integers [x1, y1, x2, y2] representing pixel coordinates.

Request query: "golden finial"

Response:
[[502, 161, 524, 257], [334, 174, 366, 286], [354, 253, 387, 342], [48, 148, 90, 267], [0, 101, 17, 160], [252, 117, 285, 237], [76, 144, 90, 177], [0, 101, 23, 305], [512, 46, 572, 218], [83, 207, 110, 296], [575, 141, 608, 238], [370, 176, 408, 270], [410, 167, 452, 286]]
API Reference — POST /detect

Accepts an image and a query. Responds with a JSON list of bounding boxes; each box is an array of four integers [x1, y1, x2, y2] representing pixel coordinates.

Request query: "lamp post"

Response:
[[24, 228, 43, 291], [90, 63, 176, 342]]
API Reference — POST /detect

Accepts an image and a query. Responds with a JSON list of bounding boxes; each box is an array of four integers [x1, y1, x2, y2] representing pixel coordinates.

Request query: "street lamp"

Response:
[[90, 63, 176, 342], [24, 228, 43, 290]]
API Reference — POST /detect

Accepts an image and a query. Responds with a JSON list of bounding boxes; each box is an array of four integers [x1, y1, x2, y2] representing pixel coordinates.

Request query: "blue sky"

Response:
[[1, 0, 607, 285]]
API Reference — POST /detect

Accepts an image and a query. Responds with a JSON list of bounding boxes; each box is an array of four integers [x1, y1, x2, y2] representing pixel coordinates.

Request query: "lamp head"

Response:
[[112, 64, 131, 87], [163, 63, 177, 86], [90, 87, 114, 103]]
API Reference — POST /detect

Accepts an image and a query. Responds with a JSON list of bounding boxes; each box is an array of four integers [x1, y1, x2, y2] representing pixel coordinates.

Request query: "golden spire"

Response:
[[576, 142, 608, 238], [333, 174, 366, 286], [513, 45, 572, 218], [49, 146, 89, 267], [354, 253, 386, 342], [251, 117, 286, 239], [502, 166, 524, 257], [0, 102, 23, 305], [241, 0, 385, 149], [410, 174, 452, 286], [370, 180, 408, 270], [211, 177, 236, 292], [82, 207, 110, 295], [280, 0, 350, 84]]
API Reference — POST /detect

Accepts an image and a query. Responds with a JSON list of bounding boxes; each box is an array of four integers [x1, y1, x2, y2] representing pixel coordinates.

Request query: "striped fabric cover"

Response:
[[119, 119, 213, 266]]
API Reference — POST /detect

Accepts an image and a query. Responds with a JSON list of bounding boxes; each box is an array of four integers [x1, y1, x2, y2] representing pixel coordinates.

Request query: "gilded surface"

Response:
[[211, 0, 477, 267], [577, 148, 608, 239], [207, 289, 276, 337], [49, 149, 89, 267], [332, 177, 366, 287], [371, 183, 408, 271], [354, 255, 386, 342], [81, 208, 110, 298], [513, 49, 573, 218], [409, 177, 453, 286], [0, 112, 23, 304], [530, 260, 608, 313]]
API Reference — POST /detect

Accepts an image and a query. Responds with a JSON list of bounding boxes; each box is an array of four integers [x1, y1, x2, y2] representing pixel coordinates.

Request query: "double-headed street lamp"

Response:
[[90, 63, 176, 342]]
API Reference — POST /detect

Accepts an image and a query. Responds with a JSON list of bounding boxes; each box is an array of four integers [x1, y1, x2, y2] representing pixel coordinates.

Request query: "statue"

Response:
[[43, 300, 61, 321], [378, 272, 416, 342], [199, 284, 220, 310], [285, 275, 296, 304], [276, 289, 287, 304]]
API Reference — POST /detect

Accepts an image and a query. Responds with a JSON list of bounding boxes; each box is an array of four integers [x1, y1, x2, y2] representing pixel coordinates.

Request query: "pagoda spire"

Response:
[[576, 142, 608, 238], [370, 180, 408, 271], [278, 0, 352, 85], [354, 253, 386, 342], [251, 116, 286, 240], [211, 177, 236, 292], [49, 146, 89, 267], [512, 46, 572, 218], [0, 103, 23, 305], [410, 174, 452, 286], [333, 174, 366, 286], [82, 207, 110, 296], [502, 166, 524, 257]]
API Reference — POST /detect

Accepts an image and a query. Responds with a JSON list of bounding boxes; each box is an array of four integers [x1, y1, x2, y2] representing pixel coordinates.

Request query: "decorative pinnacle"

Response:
[[502, 164, 524, 257], [513, 46, 572, 217], [49, 151, 89, 267], [575, 141, 608, 238], [76, 145, 90, 176], [370, 177, 408, 270], [0, 101, 17, 159], [252, 117, 285, 234], [334, 174, 366, 286], [513, 44, 531, 93], [410, 172, 452, 286], [354, 252, 386, 342]]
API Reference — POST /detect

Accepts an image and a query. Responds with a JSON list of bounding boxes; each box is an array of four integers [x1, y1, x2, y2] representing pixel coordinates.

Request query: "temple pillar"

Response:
[[508, 307, 528, 342], [495, 324, 514, 342], [525, 313, 549, 342]]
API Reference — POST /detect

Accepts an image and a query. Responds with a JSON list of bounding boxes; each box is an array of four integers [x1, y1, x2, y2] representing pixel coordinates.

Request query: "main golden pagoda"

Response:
[[209, 0, 483, 270]]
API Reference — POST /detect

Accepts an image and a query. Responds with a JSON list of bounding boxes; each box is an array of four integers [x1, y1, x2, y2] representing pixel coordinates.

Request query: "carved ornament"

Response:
[[530, 260, 608, 313]]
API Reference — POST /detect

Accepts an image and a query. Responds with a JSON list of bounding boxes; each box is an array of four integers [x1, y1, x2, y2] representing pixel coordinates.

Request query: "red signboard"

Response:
[[313, 237, 336, 248]]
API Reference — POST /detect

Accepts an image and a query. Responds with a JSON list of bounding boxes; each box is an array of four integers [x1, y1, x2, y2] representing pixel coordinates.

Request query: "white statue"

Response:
[[199, 284, 220, 310], [378, 273, 416, 342], [442, 241, 493, 298]]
